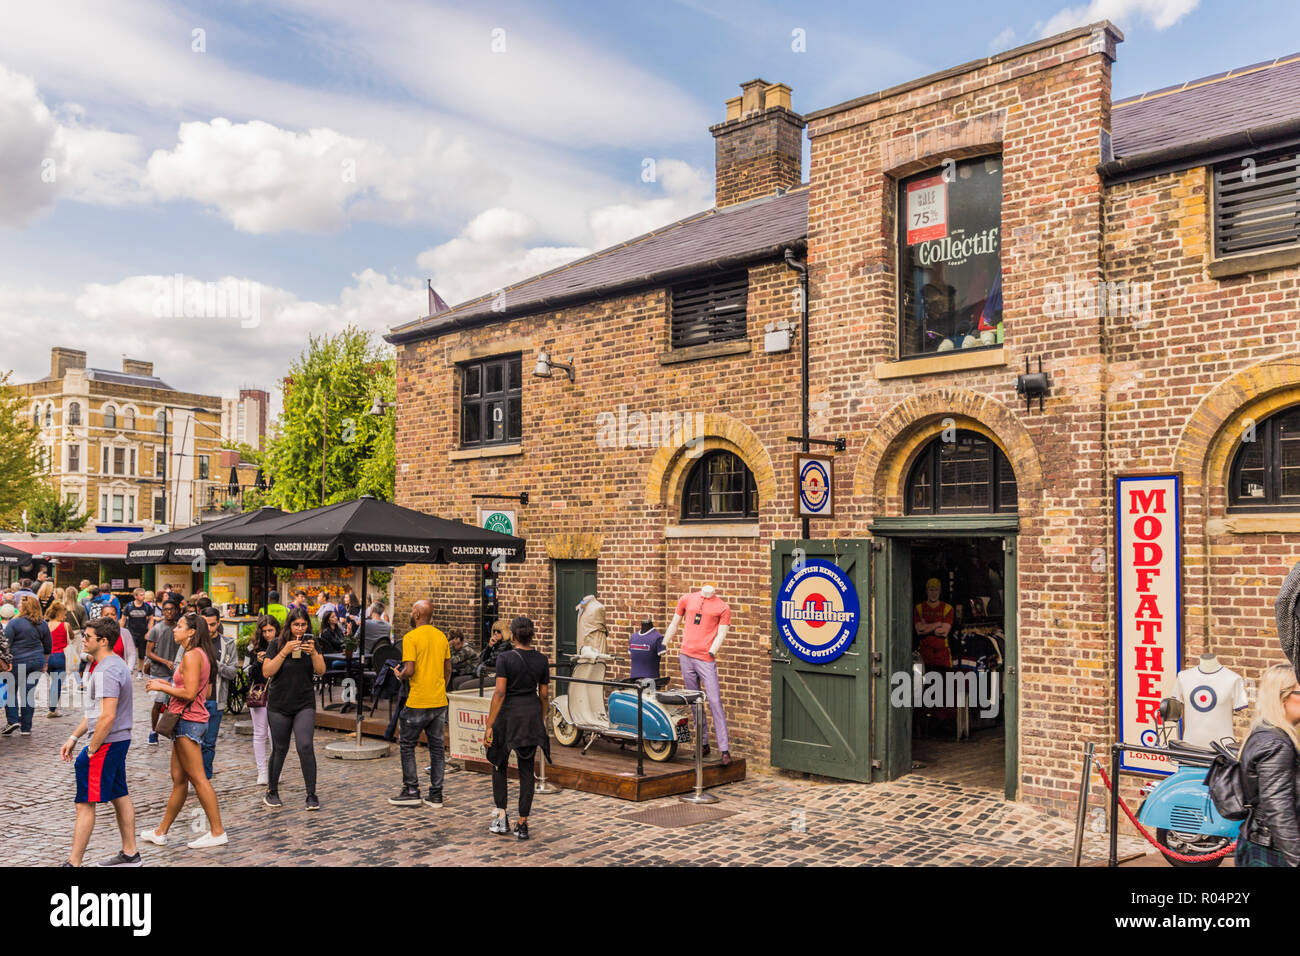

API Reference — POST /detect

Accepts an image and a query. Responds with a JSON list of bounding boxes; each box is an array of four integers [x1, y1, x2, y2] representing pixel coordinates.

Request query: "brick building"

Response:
[[388, 23, 1300, 816], [15, 347, 223, 533]]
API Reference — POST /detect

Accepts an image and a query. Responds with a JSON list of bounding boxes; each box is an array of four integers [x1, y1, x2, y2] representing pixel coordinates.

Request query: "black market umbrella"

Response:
[[200, 495, 525, 566], [227, 467, 240, 497], [200, 495, 527, 754], [125, 506, 285, 565], [0, 541, 31, 566], [255, 468, 267, 492]]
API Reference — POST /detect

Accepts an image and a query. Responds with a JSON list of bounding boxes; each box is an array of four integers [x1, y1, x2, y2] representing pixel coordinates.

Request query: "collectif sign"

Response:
[[1116, 473, 1183, 775], [776, 558, 860, 663]]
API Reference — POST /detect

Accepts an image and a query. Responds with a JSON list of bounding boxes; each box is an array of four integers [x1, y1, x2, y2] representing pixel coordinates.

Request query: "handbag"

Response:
[[247, 680, 268, 708], [1206, 751, 1252, 821], [155, 710, 180, 739]]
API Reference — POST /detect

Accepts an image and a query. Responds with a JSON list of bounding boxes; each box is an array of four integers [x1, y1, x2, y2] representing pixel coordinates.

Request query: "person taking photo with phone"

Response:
[[259, 607, 325, 811]]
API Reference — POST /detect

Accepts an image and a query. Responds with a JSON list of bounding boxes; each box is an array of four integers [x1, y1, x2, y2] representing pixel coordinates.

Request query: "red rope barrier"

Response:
[[1095, 761, 1237, 864]]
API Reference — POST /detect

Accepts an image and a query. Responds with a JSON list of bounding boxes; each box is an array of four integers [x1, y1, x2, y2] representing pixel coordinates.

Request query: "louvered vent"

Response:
[[670, 272, 749, 350], [1214, 148, 1300, 258]]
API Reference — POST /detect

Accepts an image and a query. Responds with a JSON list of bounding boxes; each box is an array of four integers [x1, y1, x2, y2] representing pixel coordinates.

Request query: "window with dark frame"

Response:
[[104, 406, 117, 429], [1214, 147, 1300, 259], [669, 271, 748, 350], [897, 155, 1003, 358], [1229, 407, 1300, 510], [68, 402, 81, 426], [460, 355, 522, 448], [681, 450, 758, 521], [153, 496, 165, 523], [199, 455, 209, 480], [68, 445, 80, 473], [905, 430, 1018, 515]]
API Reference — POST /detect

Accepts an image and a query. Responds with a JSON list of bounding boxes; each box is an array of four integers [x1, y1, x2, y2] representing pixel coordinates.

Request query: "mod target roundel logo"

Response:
[[799, 459, 831, 515], [776, 558, 860, 664], [1190, 685, 1218, 713], [1139, 728, 1159, 747]]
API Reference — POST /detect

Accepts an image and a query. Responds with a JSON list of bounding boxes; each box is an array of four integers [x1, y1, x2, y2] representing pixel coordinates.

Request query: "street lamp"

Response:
[[533, 350, 575, 382], [367, 398, 396, 416]]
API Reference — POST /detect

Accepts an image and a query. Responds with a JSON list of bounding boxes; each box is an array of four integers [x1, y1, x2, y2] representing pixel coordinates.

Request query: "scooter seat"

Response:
[[656, 690, 705, 706]]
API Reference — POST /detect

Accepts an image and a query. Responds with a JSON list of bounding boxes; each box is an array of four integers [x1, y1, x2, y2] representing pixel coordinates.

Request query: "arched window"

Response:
[[1229, 407, 1300, 510], [905, 430, 1018, 514], [44, 404, 53, 426], [124, 407, 135, 431], [103, 405, 117, 429], [32, 405, 40, 427], [681, 450, 758, 521], [68, 402, 82, 426], [156, 410, 166, 433]]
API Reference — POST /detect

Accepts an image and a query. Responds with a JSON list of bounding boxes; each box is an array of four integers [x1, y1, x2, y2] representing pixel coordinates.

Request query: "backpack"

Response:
[[1206, 750, 1252, 821]]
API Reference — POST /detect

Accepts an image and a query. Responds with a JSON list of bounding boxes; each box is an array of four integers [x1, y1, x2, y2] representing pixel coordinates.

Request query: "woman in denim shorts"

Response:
[[140, 611, 228, 850]]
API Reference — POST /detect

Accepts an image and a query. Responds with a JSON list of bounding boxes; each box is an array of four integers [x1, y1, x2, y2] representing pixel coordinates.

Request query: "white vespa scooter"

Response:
[[550, 596, 693, 762]]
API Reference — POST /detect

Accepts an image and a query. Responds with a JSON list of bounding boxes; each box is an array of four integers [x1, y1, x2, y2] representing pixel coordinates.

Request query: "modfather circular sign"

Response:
[[776, 558, 860, 663]]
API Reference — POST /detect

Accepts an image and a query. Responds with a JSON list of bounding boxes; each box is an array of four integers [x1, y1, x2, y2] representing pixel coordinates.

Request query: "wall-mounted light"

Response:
[[1016, 356, 1050, 412], [533, 350, 575, 382], [367, 398, 396, 417]]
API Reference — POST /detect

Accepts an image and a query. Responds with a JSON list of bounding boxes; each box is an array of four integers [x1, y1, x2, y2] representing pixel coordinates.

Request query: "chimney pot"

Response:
[[122, 358, 154, 378], [710, 80, 805, 208]]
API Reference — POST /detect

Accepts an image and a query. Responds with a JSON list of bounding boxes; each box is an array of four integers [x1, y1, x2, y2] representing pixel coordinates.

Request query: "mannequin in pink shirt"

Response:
[[665, 584, 732, 766]]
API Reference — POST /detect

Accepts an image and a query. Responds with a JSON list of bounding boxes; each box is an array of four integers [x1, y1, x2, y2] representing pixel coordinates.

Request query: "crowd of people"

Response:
[[0, 574, 551, 863]]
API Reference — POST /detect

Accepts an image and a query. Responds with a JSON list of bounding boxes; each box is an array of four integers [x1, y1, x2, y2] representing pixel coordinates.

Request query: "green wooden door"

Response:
[[769, 539, 872, 782], [554, 560, 598, 661]]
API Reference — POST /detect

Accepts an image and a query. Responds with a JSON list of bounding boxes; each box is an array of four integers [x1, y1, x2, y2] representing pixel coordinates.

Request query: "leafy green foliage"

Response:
[[0, 371, 43, 530], [24, 481, 94, 532], [262, 326, 395, 511]]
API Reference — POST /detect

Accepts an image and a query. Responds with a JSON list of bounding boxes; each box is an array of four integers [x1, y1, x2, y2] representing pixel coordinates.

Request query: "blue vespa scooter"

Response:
[[1134, 698, 1241, 867]]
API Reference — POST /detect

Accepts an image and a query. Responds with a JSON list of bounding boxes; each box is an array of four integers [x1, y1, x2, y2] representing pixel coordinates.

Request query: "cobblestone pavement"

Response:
[[2, 680, 1149, 866]]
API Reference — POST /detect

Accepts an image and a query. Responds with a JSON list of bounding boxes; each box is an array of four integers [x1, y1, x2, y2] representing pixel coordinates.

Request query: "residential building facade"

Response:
[[388, 23, 1300, 816], [15, 347, 223, 532], [221, 387, 270, 451]]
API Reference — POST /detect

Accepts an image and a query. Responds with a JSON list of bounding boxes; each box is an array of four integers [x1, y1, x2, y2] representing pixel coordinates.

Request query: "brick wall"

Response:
[[394, 259, 805, 763], [805, 24, 1120, 814]]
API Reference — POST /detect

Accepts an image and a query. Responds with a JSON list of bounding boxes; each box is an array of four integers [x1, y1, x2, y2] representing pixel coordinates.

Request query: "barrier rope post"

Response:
[[1109, 743, 1120, 867], [1094, 754, 1237, 864], [1071, 742, 1095, 868]]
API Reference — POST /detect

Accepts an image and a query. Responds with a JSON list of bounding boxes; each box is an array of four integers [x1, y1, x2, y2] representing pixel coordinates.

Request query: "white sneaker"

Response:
[[256, 770, 268, 785], [187, 830, 228, 849], [139, 828, 167, 846]]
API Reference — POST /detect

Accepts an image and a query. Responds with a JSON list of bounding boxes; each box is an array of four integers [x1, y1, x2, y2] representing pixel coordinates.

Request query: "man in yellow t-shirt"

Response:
[[389, 600, 451, 809]]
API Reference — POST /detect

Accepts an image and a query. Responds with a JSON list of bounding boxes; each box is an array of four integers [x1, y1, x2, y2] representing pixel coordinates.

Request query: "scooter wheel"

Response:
[[642, 739, 678, 762], [1154, 828, 1228, 868], [552, 714, 582, 747]]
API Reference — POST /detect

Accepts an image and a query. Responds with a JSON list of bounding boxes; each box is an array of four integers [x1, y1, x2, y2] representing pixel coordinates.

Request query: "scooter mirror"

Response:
[[1158, 697, 1184, 724]]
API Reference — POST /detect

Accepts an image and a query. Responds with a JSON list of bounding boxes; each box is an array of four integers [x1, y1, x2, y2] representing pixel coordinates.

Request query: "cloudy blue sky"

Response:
[[1, 0, 1295, 406]]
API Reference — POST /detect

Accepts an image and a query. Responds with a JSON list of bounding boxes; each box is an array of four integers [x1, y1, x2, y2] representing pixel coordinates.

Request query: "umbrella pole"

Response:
[[356, 564, 366, 744]]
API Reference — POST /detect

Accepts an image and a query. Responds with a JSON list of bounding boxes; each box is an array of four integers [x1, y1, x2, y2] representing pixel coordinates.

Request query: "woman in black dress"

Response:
[[484, 616, 551, 840]]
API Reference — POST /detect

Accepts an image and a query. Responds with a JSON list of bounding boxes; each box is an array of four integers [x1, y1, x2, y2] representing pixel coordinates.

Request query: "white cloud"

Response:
[[0, 65, 64, 226], [1038, 0, 1199, 37], [416, 159, 714, 308], [989, 27, 1018, 52], [1, 270, 424, 404]]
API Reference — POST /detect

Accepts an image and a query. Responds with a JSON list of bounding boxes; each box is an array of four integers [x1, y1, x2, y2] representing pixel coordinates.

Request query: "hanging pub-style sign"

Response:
[[794, 452, 835, 519], [1116, 472, 1184, 775]]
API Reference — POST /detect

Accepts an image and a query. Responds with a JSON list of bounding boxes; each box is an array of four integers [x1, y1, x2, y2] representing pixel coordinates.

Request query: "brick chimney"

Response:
[[122, 358, 154, 377], [710, 79, 805, 208], [50, 347, 86, 380]]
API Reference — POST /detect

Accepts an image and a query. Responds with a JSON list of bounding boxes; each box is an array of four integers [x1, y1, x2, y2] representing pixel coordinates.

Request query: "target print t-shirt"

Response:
[[1173, 665, 1248, 748]]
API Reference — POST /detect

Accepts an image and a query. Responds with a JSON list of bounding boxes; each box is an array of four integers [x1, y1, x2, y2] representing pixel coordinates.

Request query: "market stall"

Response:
[[201, 494, 527, 757]]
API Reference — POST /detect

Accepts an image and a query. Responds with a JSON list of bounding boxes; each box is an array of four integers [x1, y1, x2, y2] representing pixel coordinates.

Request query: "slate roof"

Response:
[[1111, 53, 1300, 161], [86, 368, 176, 390], [386, 187, 809, 343]]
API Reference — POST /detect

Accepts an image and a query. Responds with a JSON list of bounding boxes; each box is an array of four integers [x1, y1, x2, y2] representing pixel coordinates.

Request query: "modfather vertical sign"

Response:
[[1116, 474, 1183, 775]]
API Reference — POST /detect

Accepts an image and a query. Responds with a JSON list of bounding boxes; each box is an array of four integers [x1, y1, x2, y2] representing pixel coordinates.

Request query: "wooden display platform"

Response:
[[462, 735, 746, 801], [314, 706, 394, 738]]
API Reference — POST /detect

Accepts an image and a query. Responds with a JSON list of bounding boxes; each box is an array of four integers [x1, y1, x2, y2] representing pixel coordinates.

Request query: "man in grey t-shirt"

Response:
[[60, 617, 140, 867], [144, 599, 180, 743]]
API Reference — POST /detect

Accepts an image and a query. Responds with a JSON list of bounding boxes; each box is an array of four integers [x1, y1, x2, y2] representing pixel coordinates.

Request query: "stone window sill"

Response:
[[449, 443, 523, 461], [1209, 514, 1300, 535], [665, 522, 760, 538], [659, 339, 751, 365], [1208, 247, 1300, 280], [875, 347, 1005, 380]]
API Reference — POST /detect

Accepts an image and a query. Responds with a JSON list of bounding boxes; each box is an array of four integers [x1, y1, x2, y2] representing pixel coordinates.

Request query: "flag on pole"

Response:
[[427, 279, 449, 315]]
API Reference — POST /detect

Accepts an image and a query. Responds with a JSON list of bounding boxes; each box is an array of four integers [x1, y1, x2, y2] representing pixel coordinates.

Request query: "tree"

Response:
[[24, 481, 93, 533], [0, 370, 43, 530], [262, 327, 395, 511]]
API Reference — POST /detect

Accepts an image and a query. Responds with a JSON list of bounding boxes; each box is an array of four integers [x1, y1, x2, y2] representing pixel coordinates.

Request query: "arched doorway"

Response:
[[872, 427, 1021, 798]]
